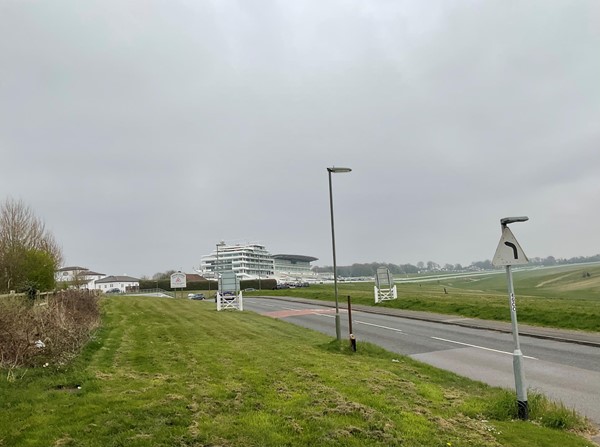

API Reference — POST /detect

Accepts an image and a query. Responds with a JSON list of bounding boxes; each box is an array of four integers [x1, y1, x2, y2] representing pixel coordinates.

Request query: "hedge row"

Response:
[[139, 278, 277, 291]]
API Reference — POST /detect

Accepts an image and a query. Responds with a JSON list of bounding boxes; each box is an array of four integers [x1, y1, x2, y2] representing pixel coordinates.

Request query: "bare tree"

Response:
[[0, 198, 63, 292], [152, 270, 176, 280]]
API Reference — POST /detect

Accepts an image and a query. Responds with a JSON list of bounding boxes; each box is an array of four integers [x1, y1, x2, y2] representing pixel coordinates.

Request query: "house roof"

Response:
[[56, 266, 87, 272], [186, 273, 205, 281], [95, 275, 140, 284], [272, 254, 318, 263], [84, 271, 105, 276]]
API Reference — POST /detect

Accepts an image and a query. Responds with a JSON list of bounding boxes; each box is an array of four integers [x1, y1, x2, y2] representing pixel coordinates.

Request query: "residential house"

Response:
[[55, 266, 106, 289], [95, 275, 140, 293]]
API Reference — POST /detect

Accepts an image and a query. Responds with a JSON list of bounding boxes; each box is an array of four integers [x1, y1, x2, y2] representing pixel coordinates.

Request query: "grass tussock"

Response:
[[461, 390, 591, 432]]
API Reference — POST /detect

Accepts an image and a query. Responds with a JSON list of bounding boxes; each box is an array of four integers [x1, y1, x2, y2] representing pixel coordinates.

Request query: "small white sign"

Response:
[[492, 226, 529, 266], [170, 272, 187, 288]]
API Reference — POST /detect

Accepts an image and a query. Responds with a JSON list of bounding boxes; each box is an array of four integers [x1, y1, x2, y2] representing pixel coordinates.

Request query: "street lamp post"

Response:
[[258, 261, 261, 290], [216, 240, 225, 280], [327, 166, 352, 341]]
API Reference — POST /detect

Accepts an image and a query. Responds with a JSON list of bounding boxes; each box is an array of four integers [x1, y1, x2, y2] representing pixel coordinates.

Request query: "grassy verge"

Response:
[[248, 264, 600, 332], [0, 296, 595, 446]]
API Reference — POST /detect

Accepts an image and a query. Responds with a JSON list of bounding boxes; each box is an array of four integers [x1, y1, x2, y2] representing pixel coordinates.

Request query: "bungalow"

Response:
[[95, 275, 140, 293]]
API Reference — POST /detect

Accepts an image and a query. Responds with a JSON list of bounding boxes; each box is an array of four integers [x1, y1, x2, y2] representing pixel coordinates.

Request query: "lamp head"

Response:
[[327, 167, 352, 173], [500, 216, 529, 227]]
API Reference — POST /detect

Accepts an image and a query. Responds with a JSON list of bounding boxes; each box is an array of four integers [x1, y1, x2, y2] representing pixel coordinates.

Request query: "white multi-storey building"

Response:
[[199, 243, 318, 281], [200, 243, 275, 279]]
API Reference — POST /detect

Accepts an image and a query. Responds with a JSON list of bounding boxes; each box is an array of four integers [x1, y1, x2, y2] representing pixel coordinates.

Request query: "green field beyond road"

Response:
[[251, 264, 600, 332], [0, 296, 595, 446]]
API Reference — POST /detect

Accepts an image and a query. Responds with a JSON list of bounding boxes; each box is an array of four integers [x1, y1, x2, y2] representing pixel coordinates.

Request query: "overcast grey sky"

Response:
[[1, 0, 599, 278]]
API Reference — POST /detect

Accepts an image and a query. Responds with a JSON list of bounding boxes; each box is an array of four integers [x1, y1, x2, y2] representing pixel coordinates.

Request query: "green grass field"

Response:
[[248, 264, 600, 332], [0, 296, 595, 447]]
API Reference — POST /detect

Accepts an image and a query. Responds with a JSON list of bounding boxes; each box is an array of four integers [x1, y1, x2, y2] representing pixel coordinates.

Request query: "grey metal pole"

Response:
[[506, 264, 528, 420], [328, 170, 342, 341], [216, 243, 221, 296]]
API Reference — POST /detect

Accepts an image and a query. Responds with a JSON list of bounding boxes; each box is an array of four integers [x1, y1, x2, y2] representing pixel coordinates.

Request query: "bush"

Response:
[[0, 290, 101, 371]]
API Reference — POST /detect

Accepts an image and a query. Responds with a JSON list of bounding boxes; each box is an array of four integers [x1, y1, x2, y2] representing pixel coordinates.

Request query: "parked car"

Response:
[[214, 291, 236, 302], [189, 293, 205, 300], [105, 288, 121, 294]]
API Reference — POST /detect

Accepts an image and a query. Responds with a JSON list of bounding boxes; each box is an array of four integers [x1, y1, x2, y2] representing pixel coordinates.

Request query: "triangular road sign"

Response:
[[492, 226, 529, 266]]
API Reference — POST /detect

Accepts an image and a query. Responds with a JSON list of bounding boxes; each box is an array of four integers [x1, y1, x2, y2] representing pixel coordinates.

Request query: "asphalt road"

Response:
[[243, 297, 600, 426]]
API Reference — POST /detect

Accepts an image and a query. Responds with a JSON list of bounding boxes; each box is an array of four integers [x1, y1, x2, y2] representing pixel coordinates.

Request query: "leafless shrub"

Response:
[[0, 198, 63, 265], [0, 289, 100, 370], [0, 198, 63, 292], [0, 295, 37, 369]]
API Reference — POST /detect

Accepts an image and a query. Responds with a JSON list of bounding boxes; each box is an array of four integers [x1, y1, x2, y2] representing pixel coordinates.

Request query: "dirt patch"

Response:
[[536, 273, 574, 288], [555, 276, 600, 292]]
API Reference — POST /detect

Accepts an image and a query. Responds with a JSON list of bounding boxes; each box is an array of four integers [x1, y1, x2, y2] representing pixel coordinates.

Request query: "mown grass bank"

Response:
[[250, 264, 600, 332], [0, 296, 594, 446]]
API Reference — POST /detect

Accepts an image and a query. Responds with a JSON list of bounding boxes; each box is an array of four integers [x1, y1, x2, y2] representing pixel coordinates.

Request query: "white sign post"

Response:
[[170, 272, 187, 299], [492, 216, 529, 420]]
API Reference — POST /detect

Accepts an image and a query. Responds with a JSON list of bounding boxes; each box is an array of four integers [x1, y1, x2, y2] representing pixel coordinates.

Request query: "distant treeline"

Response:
[[313, 254, 600, 277]]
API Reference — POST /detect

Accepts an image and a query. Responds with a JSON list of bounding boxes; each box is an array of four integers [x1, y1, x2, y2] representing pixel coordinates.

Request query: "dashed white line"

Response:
[[356, 320, 404, 333], [431, 336, 538, 360], [250, 301, 539, 361]]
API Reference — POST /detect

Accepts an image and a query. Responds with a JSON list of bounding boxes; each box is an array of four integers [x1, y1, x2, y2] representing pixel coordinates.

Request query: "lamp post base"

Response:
[[517, 400, 528, 420], [335, 313, 341, 341]]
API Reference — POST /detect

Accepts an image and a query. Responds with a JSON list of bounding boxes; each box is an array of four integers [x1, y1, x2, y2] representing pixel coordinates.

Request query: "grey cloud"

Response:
[[1, 0, 599, 276]]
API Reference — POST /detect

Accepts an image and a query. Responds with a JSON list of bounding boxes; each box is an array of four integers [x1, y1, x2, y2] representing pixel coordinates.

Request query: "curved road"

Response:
[[243, 297, 600, 426]]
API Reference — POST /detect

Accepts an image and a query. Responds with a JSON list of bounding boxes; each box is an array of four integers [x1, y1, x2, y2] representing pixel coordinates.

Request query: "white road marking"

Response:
[[356, 320, 404, 333], [431, 336, 538, 360]]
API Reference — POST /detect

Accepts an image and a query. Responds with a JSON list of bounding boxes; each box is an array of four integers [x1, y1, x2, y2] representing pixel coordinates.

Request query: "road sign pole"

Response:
[[505, 264, 528, 420], [493, 216, 530, 420]]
